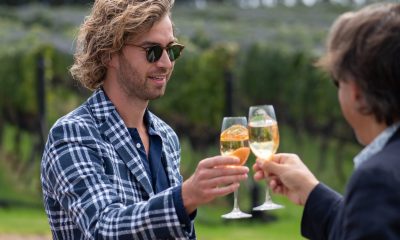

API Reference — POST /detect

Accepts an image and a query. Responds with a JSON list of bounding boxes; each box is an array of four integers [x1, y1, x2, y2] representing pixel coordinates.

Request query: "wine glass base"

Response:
[[253, 202, 284, 211], [221, 209, 252, 219]]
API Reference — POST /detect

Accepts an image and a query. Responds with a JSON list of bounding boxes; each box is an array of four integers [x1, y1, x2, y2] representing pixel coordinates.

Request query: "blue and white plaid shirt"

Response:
[[41, 89, 195, 239]]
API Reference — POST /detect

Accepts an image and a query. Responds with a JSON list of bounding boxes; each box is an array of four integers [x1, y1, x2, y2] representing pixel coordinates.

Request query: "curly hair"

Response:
[[70, 0, 175, 90], [317, 3, 400, 125]]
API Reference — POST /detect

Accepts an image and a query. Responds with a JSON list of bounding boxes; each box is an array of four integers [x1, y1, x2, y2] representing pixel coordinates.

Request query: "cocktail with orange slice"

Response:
[[220, 124, 251, 166], [220, 117, 252, 219]]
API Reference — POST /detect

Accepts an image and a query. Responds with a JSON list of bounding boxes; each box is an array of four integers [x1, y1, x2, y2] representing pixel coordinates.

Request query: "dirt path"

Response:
[[0, 235, 51, 240]]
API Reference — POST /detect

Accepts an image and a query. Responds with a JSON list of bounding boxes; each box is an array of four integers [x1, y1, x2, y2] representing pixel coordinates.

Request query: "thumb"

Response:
[[263, 160, 286, 176]]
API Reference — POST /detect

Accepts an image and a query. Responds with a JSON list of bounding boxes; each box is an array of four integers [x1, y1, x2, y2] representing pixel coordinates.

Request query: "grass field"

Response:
[[195, 195, 306, 240], [0, 195, 305, 239], [0, 208, 50, 236]]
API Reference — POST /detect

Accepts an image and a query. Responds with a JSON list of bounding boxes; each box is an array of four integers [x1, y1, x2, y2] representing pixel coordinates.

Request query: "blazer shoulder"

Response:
[[349, 136, 400, 193], [363, 136, 400, 171], [47, 103, 98, 141]]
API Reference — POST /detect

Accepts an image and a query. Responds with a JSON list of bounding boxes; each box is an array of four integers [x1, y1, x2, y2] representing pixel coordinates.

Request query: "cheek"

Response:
[[338, 86, 362, 142], [338, 88, 345, 111], [338, 88, 351, 124], [167, 65, 174, 79], [124, 60, 147, 78]]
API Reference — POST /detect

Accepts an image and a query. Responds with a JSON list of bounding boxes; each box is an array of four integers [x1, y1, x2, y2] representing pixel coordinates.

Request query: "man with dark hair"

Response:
[[254, 3, 400, 239], [41, 0, 248, 239]]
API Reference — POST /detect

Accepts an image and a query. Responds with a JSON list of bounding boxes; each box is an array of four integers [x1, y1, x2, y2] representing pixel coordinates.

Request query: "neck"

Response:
[[103, 80, 148, 129], [355, 117, 388, 146]]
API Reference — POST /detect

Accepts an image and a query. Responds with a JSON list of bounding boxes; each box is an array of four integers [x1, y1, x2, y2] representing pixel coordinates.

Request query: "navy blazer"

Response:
[[41, 89, 195, 239], [301, 128, 400, 240]]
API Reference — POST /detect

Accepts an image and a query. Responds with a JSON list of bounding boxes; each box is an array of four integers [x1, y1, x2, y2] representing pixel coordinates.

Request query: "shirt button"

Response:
[[136, 143, 141, 148]]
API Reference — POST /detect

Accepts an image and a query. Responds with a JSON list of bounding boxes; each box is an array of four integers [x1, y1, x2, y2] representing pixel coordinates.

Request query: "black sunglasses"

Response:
[[127, 43, 185, 63]]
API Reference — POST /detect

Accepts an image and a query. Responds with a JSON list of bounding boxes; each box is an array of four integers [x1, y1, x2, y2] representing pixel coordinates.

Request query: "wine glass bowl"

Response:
[[220, 124, 251, 166], [220, 117, 252, 219], [248, 115, 279, 163], [248, 105, 284, 211]]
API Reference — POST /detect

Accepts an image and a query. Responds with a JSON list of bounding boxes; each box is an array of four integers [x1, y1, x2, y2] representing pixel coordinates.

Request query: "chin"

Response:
[[354, 132, 367, 146], [147, 93, 165, 100]]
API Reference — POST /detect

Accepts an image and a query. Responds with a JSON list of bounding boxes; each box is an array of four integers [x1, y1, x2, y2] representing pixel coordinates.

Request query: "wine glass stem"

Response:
[[232, 189, 240, 211], [264, 180, 272, 202]]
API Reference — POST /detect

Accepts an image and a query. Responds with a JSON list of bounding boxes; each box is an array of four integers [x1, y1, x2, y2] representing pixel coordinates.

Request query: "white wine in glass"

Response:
[[248, 105, 284, 211], [220, 116, 252, 219]]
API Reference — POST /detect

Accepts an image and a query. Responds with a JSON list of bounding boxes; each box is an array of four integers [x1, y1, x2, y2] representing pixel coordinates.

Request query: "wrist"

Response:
[[182, 180, 197, 214], [302, 180, 319, 205]]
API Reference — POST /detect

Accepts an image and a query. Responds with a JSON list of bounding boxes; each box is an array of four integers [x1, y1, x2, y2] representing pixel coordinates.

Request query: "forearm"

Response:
[[301, 183, 342, 240], [98, 189, 191, 239], [53, 185, 193, 239]]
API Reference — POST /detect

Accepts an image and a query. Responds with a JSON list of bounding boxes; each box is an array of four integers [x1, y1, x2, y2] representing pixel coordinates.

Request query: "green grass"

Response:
[[196, 196, 305, 240], [0, 199, 304, 239], [0, 208, 50, 235]]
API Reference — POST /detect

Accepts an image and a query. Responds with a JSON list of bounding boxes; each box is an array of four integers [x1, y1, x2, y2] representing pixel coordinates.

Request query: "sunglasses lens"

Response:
[[168, 44, 184, 61], [146, 44, 184, 63], [168, 45, 184, 61], [147, 46, 163, 63]]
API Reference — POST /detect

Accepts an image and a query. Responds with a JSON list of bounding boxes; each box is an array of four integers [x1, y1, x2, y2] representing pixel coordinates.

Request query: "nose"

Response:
[[155, 50, 173, 68]]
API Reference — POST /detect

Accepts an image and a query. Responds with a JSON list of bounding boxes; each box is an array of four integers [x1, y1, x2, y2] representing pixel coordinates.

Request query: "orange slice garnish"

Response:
[[220, 124, 249, 141], [230, 147, 250, 165]]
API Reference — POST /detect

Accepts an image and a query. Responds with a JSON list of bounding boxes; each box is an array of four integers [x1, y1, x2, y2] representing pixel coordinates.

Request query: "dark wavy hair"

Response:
[[316, 3, 400, 125]]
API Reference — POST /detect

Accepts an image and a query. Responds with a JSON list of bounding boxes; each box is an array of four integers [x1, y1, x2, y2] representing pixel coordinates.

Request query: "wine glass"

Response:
[[220, 116, 252, 219], [248, 105, 284, 211]]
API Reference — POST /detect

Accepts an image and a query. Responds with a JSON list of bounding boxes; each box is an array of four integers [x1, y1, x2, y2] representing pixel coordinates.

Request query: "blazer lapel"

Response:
[[88, 89, 154, 197]]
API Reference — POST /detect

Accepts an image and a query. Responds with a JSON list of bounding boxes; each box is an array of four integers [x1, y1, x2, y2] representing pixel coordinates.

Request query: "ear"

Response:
[[106, 53, 119, 69]]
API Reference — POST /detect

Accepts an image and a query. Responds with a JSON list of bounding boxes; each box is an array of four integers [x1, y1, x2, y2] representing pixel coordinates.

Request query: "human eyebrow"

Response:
[[139, 40, 178, 47]]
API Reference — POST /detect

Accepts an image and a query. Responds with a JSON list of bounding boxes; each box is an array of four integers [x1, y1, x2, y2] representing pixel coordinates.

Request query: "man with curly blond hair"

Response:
[[41, 0, 249, 239]]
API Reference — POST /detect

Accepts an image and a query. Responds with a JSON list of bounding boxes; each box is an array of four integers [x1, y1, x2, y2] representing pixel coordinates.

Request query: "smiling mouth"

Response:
[[148, 75, 167, 88], [149, 75, 166, 80]]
